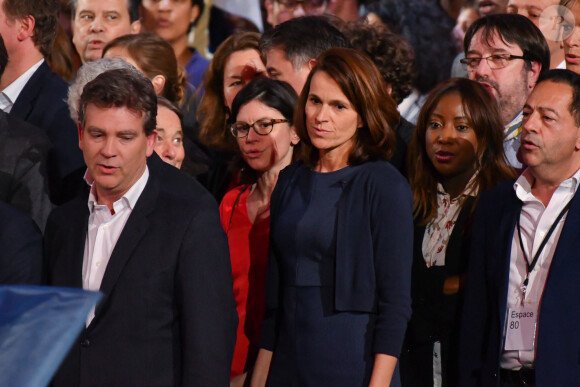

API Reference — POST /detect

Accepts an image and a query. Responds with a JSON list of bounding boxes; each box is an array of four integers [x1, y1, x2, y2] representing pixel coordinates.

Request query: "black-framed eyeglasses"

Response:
[[230, 118, 289, 138], [460, 54, 527, 71], [277, 0, 327, 12]]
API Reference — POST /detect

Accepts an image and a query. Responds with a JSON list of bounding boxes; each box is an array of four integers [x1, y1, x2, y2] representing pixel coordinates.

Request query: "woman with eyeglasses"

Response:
[[198, 32, 266, 201], [251, 48, 413, 387], [219, 78, 300, 386], [400, 78, 514, 386]]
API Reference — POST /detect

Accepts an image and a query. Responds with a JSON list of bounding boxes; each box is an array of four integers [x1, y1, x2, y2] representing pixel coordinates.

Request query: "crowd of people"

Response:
[[2, 0, 580, 386]]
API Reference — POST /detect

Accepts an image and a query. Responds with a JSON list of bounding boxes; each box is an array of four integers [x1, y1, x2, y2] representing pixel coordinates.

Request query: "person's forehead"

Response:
[[508, 0, 557, 8], [468, 28, 523, 54], [527, 81, 573, 111], [266, 48, 292, 67], [75, 0, 130, 15]]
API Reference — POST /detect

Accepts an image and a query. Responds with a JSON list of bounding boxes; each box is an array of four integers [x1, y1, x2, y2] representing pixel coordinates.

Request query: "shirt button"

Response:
[[95, 262, 101, 268], [539, 231, 545, 237], [103, 225, 109, 230]]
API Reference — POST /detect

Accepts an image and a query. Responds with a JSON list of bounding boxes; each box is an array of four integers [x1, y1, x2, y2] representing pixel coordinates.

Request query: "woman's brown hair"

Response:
[[197, 32, 262, 152], [102, 33, 187, 106], [294, 47, 400, 167], [408, 77, 516, 225]]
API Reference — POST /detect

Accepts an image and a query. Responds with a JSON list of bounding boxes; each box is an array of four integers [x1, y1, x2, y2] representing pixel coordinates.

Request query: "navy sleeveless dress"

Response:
[[266, 165, 377, 386]]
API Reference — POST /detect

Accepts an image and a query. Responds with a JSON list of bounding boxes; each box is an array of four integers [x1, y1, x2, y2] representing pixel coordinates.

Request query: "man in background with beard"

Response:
[[462, 14, 550, 169]]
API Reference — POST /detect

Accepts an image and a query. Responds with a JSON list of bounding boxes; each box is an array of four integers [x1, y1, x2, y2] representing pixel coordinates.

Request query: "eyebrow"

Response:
[[466, 48, 511, 56], [430, 112, 468, 120], [523, 104, 560, 117]]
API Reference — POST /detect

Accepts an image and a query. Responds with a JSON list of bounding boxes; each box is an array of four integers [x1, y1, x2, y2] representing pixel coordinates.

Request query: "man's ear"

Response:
[[130, 19, 141, 34], [78, 122, 84, 150], [528, 61, 542, 91], [307, 58, 317, 71], [146, 130, 157, 157], [17, 15, 35, 41]]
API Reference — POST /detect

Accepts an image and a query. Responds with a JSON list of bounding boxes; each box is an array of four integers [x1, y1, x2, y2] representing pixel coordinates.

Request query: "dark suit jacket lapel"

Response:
[[62, 197, 90, 288], [92, 175, 159, 320], [497, 193, 522, 329], [546, 189, 580, 275], [10, 62, 47, 120]]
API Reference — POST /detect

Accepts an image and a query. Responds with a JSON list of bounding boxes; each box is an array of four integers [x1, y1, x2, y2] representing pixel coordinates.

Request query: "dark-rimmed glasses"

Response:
[[230, 118, 288, 138], [460, 54, 527, 71], [277, 0, 327, 12]]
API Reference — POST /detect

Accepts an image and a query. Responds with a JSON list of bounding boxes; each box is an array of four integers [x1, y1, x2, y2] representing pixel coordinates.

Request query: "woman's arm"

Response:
[[250, 349, 273, 387], [369, 353, 398, 386]]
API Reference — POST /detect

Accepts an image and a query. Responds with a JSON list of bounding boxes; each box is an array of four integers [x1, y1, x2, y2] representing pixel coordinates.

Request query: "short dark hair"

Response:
[[71, 0, 140, 22], [295, 48, 399, 166], [79, 68, 157, 135], [340, 19, 415, 104], [0, 35, 8, 79], [3, 0, 58, 57], [157, 96, 183, 120], [537, 69, 580, 126], [230, 78, 298, 126], [464, 14, 550, 76], [260, 16, 350, 70]]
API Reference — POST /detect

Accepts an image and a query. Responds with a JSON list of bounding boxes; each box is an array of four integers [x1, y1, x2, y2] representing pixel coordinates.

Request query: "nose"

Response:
[[158, 0, 171, 10], [244, 125, 260, 143], [89, 16, 104, 32], [293, 4, 306, 17], [314, 104, 328, 123], [162, 143, 176, 160], [475, 59, 492, 78], [522, 111, 539, 134], [101, 137, 117, 157], [566, 27, 580, 48], [437, 123, 456, 143]]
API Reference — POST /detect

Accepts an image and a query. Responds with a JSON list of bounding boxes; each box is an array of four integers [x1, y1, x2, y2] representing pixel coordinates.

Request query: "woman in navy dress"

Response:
[[251, 48, 414, 387]]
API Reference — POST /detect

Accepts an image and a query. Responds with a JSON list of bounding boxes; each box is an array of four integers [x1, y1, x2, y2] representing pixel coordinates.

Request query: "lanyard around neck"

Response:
[[516, 199, 572, 285]]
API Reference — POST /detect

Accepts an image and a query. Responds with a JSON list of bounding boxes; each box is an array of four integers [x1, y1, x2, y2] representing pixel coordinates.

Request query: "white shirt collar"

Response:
[[514, 167, 580, 201], [1, 59, 44, 110], [557, 60, 567, 69], [85, 166, 150, 213]]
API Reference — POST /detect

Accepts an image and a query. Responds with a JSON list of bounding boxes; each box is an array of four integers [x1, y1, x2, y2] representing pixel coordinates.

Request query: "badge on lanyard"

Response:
[[504, 305, 538, 351]]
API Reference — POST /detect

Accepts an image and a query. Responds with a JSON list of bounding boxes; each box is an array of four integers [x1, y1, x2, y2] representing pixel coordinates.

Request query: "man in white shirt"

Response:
[[459, 69, 580, 386], [0, 0, 84, 202], [44, 67, 236, 386], [462, 14, 550, 169]]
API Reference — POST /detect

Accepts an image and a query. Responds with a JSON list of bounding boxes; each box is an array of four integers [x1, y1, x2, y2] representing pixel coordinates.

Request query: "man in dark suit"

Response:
[[0, 0, 85, 203], [0, 201, 42, 284], [459, 69, 580, 386], [0, 31, 52, 231], [44, 68, 237, 386]]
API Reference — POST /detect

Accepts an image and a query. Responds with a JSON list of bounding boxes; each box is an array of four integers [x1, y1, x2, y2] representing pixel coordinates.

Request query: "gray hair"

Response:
[[67, 58, 139, 122]]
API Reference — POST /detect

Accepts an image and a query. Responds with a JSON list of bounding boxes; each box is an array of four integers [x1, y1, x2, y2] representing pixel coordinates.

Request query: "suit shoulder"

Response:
[[479, 179, 516, 205], [358, 160, 410, 189]]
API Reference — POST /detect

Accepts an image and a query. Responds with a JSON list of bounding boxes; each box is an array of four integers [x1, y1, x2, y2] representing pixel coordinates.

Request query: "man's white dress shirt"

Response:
[[82, 167, 149, 325], [0, 59, 43, 113], [501, 167, 580, 369]]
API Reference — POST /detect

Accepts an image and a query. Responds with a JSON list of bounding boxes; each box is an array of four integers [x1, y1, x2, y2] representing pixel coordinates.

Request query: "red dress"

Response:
[[219, 185, 270, 378]]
